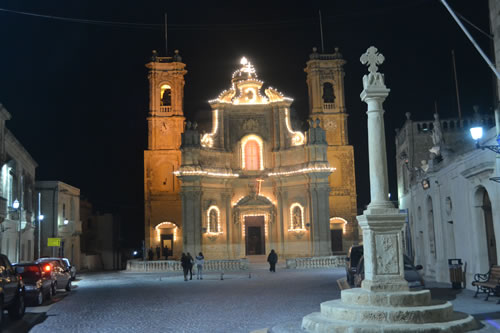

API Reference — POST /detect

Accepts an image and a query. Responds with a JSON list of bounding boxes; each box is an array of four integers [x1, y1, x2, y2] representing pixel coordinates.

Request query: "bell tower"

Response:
[[144, 50, 186, 250], [305, 47, 359, 249]]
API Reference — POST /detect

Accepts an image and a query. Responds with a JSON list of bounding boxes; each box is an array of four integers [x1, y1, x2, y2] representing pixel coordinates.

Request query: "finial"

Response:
[[240, 57, 248, 65], [193, 122, 198, 130], [405, 112, 411, 120], [312, 47, 317, 53], [360, 46, 385, 74], [308, 119, 314, 127], [315, 118, 321, 128], [186, 121, 192, 129], [473, 105, 479, 113]]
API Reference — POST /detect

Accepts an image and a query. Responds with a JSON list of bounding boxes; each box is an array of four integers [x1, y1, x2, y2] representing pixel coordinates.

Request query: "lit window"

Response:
[[244, 140, 260, 170]]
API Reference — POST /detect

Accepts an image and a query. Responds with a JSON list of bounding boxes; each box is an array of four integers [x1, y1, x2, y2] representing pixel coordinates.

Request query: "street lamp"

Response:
[[470, 126, 500, 183], [12, 199, 21, 263], [470, 126, 500, 154]]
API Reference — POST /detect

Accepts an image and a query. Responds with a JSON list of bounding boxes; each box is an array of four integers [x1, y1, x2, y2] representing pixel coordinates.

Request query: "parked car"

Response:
[[61, 258, 77, 280], [0, 254, 25, 324], [13, 262, 55, 306], [345, 245, 363, 285], [35, 258, 72, 292], [353, 255, 425, 289]]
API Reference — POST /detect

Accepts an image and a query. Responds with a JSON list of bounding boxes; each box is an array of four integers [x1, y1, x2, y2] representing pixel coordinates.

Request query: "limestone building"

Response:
[[144, 49, 358, 259]]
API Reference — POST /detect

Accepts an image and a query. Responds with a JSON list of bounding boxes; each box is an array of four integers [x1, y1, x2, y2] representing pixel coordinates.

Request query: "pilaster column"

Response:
[[358, 47, 408, 292]]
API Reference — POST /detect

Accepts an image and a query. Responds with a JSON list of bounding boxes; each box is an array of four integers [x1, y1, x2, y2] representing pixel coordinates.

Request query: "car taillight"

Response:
[[44, 265, 51, 272]]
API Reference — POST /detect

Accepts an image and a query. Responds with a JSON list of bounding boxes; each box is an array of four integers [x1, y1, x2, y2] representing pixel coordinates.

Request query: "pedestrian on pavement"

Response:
[[181, 253, 190, 281], [156, 246, 161, 260], [187, 252, 194, 280], [148, 247, 154, 261], [195, 252, 205, 280], [267, 249, 278, 272]]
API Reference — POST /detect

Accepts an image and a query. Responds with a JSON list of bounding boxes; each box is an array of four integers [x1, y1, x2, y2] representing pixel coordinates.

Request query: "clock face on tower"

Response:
[[325, 120, 337, 130], [160, 122, 169, 133]]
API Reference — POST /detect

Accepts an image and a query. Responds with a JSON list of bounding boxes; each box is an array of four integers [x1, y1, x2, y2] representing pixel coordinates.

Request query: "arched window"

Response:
[[161, 84, 171, 107], [322, 82, 335, 103], [207, 206, 220, 233], [241, 135, 263, 170]]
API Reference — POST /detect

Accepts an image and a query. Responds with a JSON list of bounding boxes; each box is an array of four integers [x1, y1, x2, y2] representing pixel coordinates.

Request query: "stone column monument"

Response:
[[274, 46, 477, 333]]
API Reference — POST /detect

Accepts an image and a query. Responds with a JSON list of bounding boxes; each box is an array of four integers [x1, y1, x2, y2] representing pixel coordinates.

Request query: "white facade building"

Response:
[[0, 103, 38, 263], [36, 181, 81, 269]]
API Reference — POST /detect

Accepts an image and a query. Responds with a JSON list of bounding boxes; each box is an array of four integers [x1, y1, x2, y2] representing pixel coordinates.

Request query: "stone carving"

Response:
[[375, 234, 399, 275], [242, 119, 259, 132], [360, 46, 385, 74]]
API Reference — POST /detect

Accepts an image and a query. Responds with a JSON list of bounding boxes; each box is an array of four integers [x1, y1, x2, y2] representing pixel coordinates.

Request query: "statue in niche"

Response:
[[322, 82, 335, 103], [292, 206, 302, 229], [209, 209, 218, 233]]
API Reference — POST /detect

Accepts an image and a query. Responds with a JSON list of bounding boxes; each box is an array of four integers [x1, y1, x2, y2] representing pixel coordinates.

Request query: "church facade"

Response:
[[144, 49, 358, 259]]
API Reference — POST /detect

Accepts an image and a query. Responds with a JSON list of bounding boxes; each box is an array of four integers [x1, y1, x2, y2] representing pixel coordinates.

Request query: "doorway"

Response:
[[245, 216, 265, 255], [331, 229, 343, 252], [161, 234, 173, 258], [483, 191, 497, 266]]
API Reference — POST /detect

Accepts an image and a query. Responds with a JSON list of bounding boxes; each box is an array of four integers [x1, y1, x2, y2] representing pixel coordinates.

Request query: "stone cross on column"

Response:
[[357, 46, 408, 292]]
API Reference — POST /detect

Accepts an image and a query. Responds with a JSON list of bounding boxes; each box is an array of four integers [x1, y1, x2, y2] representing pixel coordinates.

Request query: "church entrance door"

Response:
[[331, 229, 343, 252], [245, 216, 265, 255]]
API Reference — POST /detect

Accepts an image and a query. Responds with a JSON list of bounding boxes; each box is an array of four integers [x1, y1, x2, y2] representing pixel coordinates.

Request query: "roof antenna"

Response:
[[164, 12, 168, 56], [319, 10, 325, 53]]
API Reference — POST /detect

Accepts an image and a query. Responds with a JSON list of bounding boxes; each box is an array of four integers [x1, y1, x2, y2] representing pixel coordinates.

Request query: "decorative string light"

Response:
[[206, 205, 222, 234], [284, 108, 305, 146], [268, 166, 335, 177], [174, 170, 239, 178], [201, 109, 218, 147], [241, 213, 269, 237], [241, 135, 264, 170], [289, 203, 306, 231], [155, 221, 178, 242], [330, 217, 348, 234]]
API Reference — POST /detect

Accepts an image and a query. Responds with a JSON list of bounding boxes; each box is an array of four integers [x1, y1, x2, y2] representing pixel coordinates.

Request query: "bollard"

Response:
[[221, 272, 224, 280]]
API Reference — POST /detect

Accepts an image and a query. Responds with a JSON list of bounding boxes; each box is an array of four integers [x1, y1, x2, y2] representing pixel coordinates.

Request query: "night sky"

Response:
[[0, 0, 493, 247]]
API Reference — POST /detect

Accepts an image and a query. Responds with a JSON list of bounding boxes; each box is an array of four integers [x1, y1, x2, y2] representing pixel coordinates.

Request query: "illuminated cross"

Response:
[[360, 46, 385, 74]]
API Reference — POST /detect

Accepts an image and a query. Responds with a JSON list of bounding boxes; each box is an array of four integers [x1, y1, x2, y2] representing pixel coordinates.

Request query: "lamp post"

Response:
[[12, 199, 21, 263], [470, 118, 500, 183], [37, 191, 43, 259]]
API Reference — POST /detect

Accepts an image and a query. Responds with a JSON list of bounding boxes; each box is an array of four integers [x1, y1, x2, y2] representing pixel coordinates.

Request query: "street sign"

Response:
[[47, 238, 61, 247]]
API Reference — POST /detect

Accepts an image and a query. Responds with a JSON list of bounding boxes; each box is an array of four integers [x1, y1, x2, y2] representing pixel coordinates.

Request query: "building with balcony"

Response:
[[36, 181, 81, 269], [0, 103, 38, 263]]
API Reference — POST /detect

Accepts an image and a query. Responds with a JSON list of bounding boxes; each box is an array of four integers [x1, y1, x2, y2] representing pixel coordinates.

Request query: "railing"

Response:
[[127, 258, 249, 272], [286, 255, 346, 269], [160, 106, 172, 113], [323, 103, 335, 110]]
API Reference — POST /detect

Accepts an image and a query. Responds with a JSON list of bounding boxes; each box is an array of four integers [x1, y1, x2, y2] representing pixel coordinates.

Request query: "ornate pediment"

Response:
[[235, 194, 273, 207]]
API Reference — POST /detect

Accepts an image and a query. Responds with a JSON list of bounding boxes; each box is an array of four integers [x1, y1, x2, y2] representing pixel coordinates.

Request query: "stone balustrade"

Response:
[[159, 106, 172, 113], [286, 255, 346, 269], [127, 258, 249, 272]]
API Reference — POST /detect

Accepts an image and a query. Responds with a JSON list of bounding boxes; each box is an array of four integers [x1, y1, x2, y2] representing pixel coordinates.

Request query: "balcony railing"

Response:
[[323, 103, 335, 110], [160, 106, 172, 113]]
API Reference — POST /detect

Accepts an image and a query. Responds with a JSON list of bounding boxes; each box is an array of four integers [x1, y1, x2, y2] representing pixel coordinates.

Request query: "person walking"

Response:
[[181, 253, 190, 281], [186, 252, 194, 280], [267, 249, 278, 272], [156, 246, 161, 260], [195, 252, 205, 280]]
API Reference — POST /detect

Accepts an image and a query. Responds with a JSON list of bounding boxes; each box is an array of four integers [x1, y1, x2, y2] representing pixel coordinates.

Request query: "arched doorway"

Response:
[[330, 217, 347, 252], [482, 191, 497, 266], [155, 222, 178, 259]]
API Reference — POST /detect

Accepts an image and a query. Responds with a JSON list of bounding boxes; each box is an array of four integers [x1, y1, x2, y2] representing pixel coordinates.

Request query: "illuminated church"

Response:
[[144, 48, 358, 259]]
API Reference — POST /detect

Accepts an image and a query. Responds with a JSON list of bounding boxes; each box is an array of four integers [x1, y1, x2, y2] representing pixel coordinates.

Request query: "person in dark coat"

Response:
[[186, 252, 194, 280], [148, 247, 154, 261], [181, 253, 190, 281], [267, 249, 278, 272], [156, 246, 161, 260]]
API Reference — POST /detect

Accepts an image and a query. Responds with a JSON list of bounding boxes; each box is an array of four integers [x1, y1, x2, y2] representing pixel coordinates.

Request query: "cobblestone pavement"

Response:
[[30, 263, 341, 333], [28, 263, 500, 333]]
